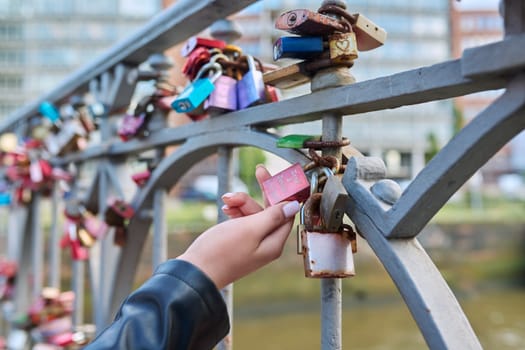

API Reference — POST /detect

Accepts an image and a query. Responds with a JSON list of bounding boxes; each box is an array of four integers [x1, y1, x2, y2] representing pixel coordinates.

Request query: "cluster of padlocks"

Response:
[[265, 135, 363, 278], [59, 196, 138, 261], [171, 36, 280, 120], [260, 2, 386, 278], [0, 134, 74, 207], [265, 3, 386, 89], [8, 288, 91, 349]]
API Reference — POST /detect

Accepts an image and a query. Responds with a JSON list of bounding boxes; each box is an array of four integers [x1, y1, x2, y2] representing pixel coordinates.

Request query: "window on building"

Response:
[[0, 103, 19, 119], [0, 23, 23, 40], [0, 0, 23, 15], [33, 0, 73, 15], [0, 76, 23, 90], [0, 50, 25, 66], [119, 0, 160, 17], [75, 0, 117, 15]]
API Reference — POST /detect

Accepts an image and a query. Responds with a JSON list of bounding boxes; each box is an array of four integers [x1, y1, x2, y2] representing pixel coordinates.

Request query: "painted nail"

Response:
[[282, 201, 300, 218], [221, 192, 234, 200]]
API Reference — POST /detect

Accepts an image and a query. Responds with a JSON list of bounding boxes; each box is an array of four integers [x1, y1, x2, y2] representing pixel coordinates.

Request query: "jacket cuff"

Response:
[[155, 259, 228, 318]]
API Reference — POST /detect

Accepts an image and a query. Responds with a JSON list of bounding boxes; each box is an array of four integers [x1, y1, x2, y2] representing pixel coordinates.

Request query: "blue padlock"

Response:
[[0, 193, 11, 206], [171, 62, 222, 113], [39, 101, 60, 123], [273, 36, 324, 61], [237, 55, 266, 110]]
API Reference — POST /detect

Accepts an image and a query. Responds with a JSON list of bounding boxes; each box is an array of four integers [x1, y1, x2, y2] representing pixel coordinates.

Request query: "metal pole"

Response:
[[216, 146, 234, 350], [311, 1, 354, 343], [320, 114, 343, 350], [72, 260, 85, 327], [96, 162, 108, 330], [48, 182, 61, 289], [152, 189, 167, 269], [30, 192, 43, 298]]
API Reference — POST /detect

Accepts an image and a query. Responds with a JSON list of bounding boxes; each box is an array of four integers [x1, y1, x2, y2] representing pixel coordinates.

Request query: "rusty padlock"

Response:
[[261, 163, 310, 206], [328, 31, 359, 64], [299, 178, 355, 278], [320, 174, 349, 232]]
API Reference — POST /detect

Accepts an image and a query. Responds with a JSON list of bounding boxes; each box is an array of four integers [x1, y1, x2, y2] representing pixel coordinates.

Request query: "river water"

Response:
[[232, 288, 525, 349]]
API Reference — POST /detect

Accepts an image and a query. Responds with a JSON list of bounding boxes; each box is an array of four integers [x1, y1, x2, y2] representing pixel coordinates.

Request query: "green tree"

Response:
[[425, 132, 440, 163], [238, 147, 266, 196]]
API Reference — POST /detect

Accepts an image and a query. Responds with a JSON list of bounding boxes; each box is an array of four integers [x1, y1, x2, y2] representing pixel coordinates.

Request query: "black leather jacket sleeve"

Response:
[[84, 259, 230, 350]]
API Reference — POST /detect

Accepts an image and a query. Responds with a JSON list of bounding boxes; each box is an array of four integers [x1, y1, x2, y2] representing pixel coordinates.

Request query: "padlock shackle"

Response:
[[194, 62, 223, 82], [302, 192, 323, 229], [235, 54, 265, 73]]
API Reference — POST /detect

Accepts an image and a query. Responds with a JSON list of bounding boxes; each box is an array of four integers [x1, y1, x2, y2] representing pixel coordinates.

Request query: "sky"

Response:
[[453, 0, 500, 10]]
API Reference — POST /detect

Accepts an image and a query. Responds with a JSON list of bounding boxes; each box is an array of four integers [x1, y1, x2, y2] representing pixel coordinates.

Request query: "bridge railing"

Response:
[[0, 0, 524, 349]]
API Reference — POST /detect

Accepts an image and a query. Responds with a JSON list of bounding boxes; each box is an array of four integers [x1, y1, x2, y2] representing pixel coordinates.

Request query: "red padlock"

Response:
[[261, 163, 310, 206], [131, 170, 151, 187], [60, 222, 89, 261], [107, 198, 134, 219], [181, 36, 226, 57]]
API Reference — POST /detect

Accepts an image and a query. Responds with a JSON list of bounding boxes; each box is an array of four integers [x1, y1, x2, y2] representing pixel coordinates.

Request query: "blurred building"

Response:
[[450, 0, 522, 182], [231, 1, 453, 180], [0, 0, 162, 121]]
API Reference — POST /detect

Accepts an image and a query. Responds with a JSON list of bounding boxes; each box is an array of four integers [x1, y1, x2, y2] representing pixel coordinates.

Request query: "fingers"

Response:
[[221, 192, 263, 218], [255, 164, 272, 207], [235, 200, 300, 241]]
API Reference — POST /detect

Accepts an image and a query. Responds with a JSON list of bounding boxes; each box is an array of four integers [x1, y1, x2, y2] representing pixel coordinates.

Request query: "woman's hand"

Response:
[[177, 165, 300, 289]]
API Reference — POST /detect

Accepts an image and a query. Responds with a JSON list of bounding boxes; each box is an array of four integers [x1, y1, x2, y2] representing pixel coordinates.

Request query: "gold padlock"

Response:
[[77, 228, 96, 248], [329, 32, 358, 64]]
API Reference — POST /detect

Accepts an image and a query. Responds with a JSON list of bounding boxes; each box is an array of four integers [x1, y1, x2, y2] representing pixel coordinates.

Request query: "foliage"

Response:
[[453, 105, 465, 135], [238, 147, 266, 195], [425, 131, 440, 163]]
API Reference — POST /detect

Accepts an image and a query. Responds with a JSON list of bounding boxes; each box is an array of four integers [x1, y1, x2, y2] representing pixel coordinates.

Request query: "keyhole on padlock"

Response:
[[287, 12, 297, 26]]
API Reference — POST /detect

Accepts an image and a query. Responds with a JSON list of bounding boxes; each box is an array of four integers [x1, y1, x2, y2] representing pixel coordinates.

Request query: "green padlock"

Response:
[[277, 134, 321, 148]]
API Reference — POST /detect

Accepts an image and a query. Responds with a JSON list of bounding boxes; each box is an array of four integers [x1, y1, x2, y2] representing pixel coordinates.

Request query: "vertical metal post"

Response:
[[503, 0, 525, 36], [13, 205, 30, 313], [72, 260, 85, 327], [98, 114, 113, 328], [48, 182, 61, 289], [152, 189, 167, 269], [310, 1, 354, 343], [30, 192, 43, 298], [320, 114, 343, 350], [216, 146, 234, 350], [95, 163, 108, 330]]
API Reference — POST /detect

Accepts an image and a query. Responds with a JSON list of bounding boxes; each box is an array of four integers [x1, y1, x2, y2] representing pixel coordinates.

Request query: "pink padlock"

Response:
[[262, 163, 310, 206], [83, 216, 109, 239]]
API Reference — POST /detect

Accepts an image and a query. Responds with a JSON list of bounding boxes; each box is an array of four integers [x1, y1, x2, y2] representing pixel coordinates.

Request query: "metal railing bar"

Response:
[[461, 34, 525, 78], [54, 57, 513, 166], [0, 0, 257, 133], [386, 74, 525, 238], [341, 160, 482, 349]]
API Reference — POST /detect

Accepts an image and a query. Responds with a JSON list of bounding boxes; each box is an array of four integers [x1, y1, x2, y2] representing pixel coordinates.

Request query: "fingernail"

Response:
[[255, 164, 265, 170], [221, 204, 230, 211], [282, 201, 300, 218], [221, 192, 234, 200]]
